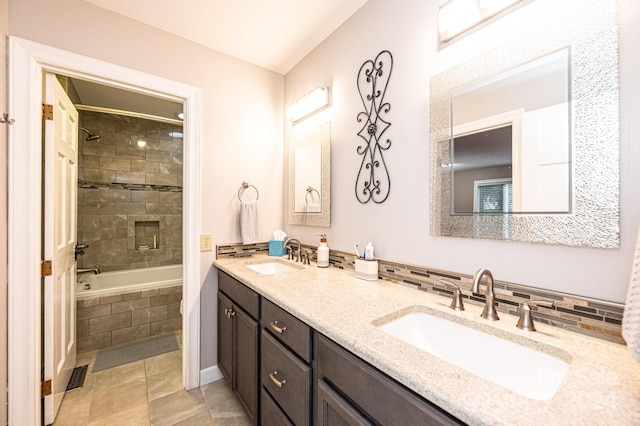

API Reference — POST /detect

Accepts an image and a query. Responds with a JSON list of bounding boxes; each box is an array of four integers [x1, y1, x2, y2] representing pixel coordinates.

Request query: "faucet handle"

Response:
[[516, 301, 554, 332], [440, 280, 465, 311]]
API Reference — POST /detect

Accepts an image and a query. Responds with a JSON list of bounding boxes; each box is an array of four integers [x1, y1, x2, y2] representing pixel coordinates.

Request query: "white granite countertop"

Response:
[[213, 255, 640, 425]]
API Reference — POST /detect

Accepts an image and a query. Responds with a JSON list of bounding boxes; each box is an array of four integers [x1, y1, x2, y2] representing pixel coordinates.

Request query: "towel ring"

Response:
[[305, 186, 320, 204], [238, 181, 259, 202]]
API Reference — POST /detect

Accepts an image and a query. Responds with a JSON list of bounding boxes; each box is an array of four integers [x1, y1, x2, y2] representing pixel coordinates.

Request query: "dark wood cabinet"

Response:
[[217, 268, 464, 426], [261, 330, 312, 425], [261, 388, 294, 426], [261, 299, 313, 425], [316, 334, 464, 426], [217, 291, 234, 382], [217, 271, 260, 425], [317, 380, 372, 426]]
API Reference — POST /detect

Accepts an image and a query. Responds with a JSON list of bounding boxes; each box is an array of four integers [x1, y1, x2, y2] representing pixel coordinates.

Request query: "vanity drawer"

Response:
[[261, 387, 294, 426], [262, 298, 312, 363], [317, 334, 463, 426], [218, 270, 260, 319], [261, 330, 312, 426]]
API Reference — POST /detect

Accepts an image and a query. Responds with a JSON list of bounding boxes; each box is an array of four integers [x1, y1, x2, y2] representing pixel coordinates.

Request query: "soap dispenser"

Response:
[[317, 234, 329, 268]]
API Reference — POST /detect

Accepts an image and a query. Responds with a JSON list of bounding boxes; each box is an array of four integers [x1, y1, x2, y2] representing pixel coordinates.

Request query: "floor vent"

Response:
[[66, 365, 89, 391]]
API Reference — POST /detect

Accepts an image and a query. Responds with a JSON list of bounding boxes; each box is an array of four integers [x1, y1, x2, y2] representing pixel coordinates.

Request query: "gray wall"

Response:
[[78, 111, 183, 272], [9, 0, 284, 372], [283, 0, 640, 304]]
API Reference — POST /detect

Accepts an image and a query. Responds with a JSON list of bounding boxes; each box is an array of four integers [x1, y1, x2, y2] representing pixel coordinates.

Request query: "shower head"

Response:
[[79, 127, 101, 141]]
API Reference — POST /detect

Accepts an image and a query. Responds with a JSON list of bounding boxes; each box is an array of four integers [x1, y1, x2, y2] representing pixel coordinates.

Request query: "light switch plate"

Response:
[[200, 234, 213, 251]]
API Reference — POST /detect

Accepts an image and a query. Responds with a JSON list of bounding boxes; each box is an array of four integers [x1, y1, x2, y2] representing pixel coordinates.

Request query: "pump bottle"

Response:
[[317, 234, 329, 268]]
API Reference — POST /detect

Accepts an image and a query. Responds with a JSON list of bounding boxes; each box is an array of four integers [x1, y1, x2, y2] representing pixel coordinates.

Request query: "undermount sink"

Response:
[[245, 260, 303, 275], [376, 310, 570, 401]]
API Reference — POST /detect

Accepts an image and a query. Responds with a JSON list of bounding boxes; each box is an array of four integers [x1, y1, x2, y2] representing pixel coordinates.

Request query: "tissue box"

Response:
[[355, 258, 378, 281], [268, 240, 286, 256]]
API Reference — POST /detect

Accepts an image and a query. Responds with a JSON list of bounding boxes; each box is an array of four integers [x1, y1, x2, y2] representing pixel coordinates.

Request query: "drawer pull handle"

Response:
[[270, 321, 287, 334], [269, 371, 286, 388]]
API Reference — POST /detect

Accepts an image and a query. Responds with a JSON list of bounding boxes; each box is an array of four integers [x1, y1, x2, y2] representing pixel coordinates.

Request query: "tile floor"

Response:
[[54, 336, 250, 425]]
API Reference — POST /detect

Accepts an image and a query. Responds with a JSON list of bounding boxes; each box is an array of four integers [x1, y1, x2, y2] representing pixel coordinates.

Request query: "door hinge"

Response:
[[42, 103, 53, 121], [41, 260, 52, 277], [41, 380, 52, 397]]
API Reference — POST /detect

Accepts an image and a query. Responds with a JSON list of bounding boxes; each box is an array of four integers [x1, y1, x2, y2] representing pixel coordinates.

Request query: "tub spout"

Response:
[[78, 266, 101, 274]]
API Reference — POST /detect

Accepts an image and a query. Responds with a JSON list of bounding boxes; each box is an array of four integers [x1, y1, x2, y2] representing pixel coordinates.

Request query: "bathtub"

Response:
[[76, 264, 183, 297], [76, 264, 183, 353]]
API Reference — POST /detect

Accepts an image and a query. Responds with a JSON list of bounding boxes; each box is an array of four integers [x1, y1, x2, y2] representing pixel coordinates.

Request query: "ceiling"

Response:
[[84, 0, 369, 74], [74, 0, 368, 121]]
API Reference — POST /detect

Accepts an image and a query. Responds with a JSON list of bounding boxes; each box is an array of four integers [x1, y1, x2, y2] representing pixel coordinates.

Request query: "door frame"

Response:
[[7, 36, 202, 425]]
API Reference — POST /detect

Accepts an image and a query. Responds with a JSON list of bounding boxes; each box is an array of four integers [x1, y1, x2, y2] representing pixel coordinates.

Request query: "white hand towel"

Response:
[[240, 200, 259, 244], [305, 202, 321, 213], [623, 223, 640, 363]]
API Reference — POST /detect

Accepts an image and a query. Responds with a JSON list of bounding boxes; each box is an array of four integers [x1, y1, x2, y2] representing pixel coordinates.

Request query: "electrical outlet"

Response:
[[200, 234, 213, 252]]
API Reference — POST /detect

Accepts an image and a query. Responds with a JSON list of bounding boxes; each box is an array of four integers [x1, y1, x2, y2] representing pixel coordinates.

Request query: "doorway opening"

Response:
[[8, 36, 202, 425]]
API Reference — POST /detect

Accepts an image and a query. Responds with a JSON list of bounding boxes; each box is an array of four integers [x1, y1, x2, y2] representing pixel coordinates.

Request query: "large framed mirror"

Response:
[[288, 122, 331, 227], [430, 0, 619, 248]]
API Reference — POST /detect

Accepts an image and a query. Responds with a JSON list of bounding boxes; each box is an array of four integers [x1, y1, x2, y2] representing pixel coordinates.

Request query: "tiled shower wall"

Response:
[[78, 110, 183, 272]]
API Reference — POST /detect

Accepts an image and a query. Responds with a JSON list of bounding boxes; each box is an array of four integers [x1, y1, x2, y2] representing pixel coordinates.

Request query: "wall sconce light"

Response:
[[287, 86, 330, 124], [438, 0, 525, 43]]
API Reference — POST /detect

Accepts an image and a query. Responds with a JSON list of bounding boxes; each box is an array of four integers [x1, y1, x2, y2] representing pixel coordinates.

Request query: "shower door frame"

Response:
[[7, 36, 202, 425]]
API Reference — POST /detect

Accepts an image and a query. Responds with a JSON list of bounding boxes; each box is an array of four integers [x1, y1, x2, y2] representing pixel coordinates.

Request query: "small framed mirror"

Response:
[[288, 122, 331, 227]]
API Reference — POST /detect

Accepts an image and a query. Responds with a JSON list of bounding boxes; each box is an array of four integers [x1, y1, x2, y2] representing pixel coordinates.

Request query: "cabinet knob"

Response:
[[269, 371, 286, 388], [269, 321, 287, 334], [224, 308, 235, 319]]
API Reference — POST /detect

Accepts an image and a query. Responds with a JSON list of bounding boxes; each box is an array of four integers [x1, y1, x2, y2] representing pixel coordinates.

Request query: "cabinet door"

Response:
[[318, 380, 372, 426], [217, 291, 234, 383], [236, 305, 259, 425]]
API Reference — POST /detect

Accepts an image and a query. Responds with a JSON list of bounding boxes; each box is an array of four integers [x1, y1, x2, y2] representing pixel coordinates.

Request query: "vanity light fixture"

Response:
[[287, 86, 330, 124], [438, 0, 525, 43]]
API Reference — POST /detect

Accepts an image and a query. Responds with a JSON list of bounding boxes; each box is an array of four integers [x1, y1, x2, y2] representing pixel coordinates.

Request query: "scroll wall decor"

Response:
[[355, 50, 393, 204]]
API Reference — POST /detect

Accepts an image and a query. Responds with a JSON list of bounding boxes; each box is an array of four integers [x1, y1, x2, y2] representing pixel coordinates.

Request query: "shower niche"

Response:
[[135, 220, 160, 250]]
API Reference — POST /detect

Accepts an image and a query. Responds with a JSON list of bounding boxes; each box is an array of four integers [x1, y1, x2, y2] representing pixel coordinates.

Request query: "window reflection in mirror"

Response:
[[450, 48, 571, 214]]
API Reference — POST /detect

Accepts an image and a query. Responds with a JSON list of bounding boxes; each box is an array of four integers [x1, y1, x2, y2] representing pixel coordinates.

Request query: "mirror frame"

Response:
[[288, 122, 331, 227], [430, 0, 619, 248]]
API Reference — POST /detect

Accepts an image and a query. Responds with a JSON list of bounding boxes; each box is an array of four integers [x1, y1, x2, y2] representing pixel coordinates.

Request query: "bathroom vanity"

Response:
[[214, 256, 640, 425]]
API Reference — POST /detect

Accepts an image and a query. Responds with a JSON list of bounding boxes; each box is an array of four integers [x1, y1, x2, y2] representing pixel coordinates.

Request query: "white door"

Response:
[[520, 103, 570, 212], [43, 74, 78, 424]]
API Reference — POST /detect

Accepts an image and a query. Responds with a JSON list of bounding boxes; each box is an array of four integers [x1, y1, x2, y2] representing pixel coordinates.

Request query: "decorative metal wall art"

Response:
[[355, 50, 393, 204]]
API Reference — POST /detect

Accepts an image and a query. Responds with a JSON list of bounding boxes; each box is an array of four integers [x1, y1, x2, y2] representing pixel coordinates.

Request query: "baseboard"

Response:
[[200, 365, 224, 386]]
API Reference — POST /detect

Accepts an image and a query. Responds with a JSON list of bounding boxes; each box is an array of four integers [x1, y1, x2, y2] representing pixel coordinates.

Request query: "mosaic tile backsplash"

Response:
[[217, 242, 625, 344]]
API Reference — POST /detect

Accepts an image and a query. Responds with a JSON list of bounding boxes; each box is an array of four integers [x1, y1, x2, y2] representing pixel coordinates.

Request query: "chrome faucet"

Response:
[[440, 280, 465, 311], [283, 238, 301, 262], [78, 266, 101, 274], [471, 268, 499, 321], [516, 301, 554, 331]]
